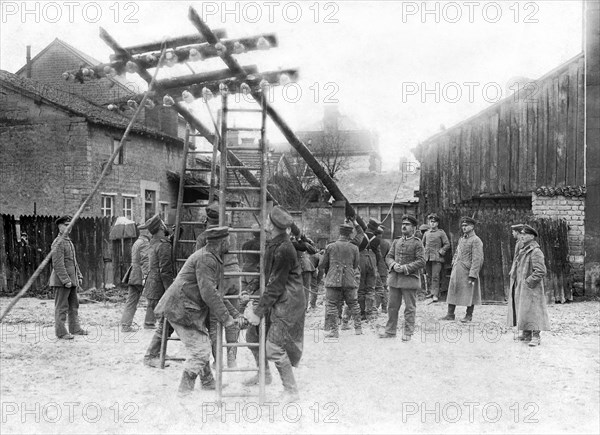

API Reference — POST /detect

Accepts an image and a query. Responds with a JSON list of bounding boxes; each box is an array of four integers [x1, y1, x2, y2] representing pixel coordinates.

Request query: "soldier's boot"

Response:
[[461, 305, 474, 323], [374, 294, 382, 311], [515, 330, 532, 341], [227, 347, 237, 369], [177, 370, 197, 396], [275, 362, 300, 402], [353, 312, 362, 335], [199, 364, 217, 390], [439, 304, 456, 321], [325, 328, 339, 339], [528, 331, 541, 347], [243, 352, 273, 386]]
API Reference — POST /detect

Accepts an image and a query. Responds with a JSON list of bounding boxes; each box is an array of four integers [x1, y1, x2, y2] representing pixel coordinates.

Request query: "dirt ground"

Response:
[[1, 295, 599, 435]]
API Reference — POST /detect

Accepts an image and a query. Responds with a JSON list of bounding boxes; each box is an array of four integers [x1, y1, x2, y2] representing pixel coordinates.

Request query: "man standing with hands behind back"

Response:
[[49, 215, 87, 340]]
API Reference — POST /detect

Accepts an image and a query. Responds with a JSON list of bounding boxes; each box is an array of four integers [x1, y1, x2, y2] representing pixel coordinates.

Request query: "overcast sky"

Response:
[[0, 1, 584, 169]]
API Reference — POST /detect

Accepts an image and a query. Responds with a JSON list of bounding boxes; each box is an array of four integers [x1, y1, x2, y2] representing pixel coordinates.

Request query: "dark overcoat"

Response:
[[127, 234, 150, 285], [48, 235, 82, 287], [142, 236, 174, 300]]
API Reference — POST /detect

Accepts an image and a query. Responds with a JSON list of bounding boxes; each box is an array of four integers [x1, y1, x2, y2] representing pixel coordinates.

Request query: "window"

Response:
[[144, 190, 156, 220], [101, 195, 114, 216], [122, 197, 133, 220], [112, 139, 125, 165]]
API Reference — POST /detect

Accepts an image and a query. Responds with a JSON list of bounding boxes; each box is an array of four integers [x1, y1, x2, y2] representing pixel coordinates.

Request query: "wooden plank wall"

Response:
[[417, 54, 585, 213]]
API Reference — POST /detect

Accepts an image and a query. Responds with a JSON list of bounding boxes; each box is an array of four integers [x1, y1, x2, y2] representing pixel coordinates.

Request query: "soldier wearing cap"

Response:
[[154, 226, 242, 395], [507, 223, 525, 301], [49, 215, 87, 339], [356, 235, 377, 322], [422, 213, 450, 303], [380, 215, 425, 341], [440, 216, 484, 323], [195, 201, 242, 369], [365, 218, 386, 318], [321, 222, 362, 338], [376, 225, 391, 313], [307, 248, 324, 310], [240, 224, 261, 314], [141, 214, 174, 331], [120, 226, 151, 332], [508, 224, 549, 346], [291, 227, 318, 310], [245, 206, 305, 401]]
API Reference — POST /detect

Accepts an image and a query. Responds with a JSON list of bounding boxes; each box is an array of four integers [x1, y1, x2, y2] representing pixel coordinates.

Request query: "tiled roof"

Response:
[[337, 171, 420, 204], [0, 70, 182, 145]]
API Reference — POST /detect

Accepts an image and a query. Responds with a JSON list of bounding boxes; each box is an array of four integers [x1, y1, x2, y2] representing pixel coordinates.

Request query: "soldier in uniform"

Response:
[[321, 222, 362, 338], [507, 224, 550, 347], [195, 202, 241, 368], [440, 216, 484, 323], [49, 215, 87, 340], [240, 224, 261, 314], [357, 236, 377, 321], [422, 213, 450, 303], [142, 215, 175, 367], [120, 227, 151, 332], [308, 249, 324, 310], [376, 225, 391, 313], [379, 215, 425, 341], [291, 230, 318, 309], [155, 227, 244, 395], [365, 218, 386, 318], [246, 206, 306, 401]]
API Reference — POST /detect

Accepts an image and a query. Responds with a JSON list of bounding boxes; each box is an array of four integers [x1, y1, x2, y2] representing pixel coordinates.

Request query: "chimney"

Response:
[[26, 45, 32, 78]]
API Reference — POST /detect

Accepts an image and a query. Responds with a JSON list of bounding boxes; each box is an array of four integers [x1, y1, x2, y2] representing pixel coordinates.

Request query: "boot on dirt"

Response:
[[243, 369, 273, 386], [440, 304, 456, 321], [515, 330, 532, 341], [275, 362, 300, 402], [227, 347, 237, 368], [177, 370, 197, 396], [528, 331, 541, 347]]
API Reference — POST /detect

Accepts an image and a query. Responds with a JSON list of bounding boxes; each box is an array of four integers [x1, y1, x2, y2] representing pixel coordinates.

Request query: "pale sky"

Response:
[[0, 1, 584, 170]]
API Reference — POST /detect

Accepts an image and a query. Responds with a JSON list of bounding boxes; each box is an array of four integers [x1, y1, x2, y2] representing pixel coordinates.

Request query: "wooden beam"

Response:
[[156, 66, 259, 90], [123, 30, 227, 54], [187, 6, 367, 229]]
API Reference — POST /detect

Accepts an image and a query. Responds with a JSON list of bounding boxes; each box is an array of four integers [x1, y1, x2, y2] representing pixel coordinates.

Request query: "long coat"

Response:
[[48, 235, 82, 287], [142, 236, 174, 300], [254, 233, 305, 367], [422, 229, 450, 263], [507, 240, 550, 330], [127, 234, 150, 285], [447, 231, 484, 306], [155, 247, 229, 332], [321, 237, 360, 288], [385, 235, 425, 289]]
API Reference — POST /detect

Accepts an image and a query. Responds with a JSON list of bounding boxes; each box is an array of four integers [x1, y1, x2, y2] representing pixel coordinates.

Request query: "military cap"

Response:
[[339, 223, 354, 236], [521, 224, 538, 237], [269, 206, 293, 229], [367, 217, 382, 231], [55, 215, 72, 226], [205, 202, 220, 219], [139, 214, 163, 234], [419, 224, 430, 231], [401, 215, 418, 226], [204, 226, 230, 240], [427, 213, 440, 222], [460, 216, 477, 226], [511, 224, 524, 231]]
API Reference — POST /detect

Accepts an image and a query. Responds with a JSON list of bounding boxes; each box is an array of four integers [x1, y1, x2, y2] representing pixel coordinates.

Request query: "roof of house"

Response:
[[0, 70, 183, 145], [337, 170, 420, 204]]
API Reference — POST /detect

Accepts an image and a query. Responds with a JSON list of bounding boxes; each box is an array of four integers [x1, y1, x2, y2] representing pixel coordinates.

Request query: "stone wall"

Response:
[[532, 191, 585, 292]]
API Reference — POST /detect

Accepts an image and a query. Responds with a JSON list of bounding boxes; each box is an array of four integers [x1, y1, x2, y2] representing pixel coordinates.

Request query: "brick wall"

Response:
[[532, 192, 585, 291]]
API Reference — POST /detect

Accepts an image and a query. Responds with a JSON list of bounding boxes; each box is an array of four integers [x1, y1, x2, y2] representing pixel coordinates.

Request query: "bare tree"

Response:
[[310, 130, 350, 181], [267, 155, 324, 211]]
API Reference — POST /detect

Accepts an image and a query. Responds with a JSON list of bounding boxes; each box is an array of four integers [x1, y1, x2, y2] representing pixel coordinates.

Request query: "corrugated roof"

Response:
[[337, 171, 420, 204], [0, 70, 182, 145]]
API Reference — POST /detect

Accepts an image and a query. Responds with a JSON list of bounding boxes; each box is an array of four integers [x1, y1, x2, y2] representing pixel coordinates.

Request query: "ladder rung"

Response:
[[182, 203, 206, 207], [166, 357, 185, 361], [226, 166, 262, 171], [227, 108, 263, 113], [228, 127, 262, 131], [222, 342, 259, 348], [177, 240, 196, 244], [228, 250, 261, 254], [224, 271, 260, 277], [167, 337, 181, 341], [226, 186, 261, 191], [186, 147, 212, 150], [180, 221, 208, 225], [186, 168, 212, 172], [225, 207, 262, 212], [176, 259, 188, 262], [228, 228, 261, 233], [185, 184, 210, 189], [227, 146, 261, 151], [221, 367, 259, 372], [223, 294, 260, 300]]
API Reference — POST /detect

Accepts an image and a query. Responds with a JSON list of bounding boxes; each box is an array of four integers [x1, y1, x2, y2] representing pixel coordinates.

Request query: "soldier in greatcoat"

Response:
[[120, 227, 151, 332], [422, 213, 450, 303], [379, 215, 425, 341], [321, 223, 362, 338], [154, 227, 242, 395], [507, 224, 550, 347], [246, 206, 306, 401], [440, 216, 484, 323], [49, 215, 87, 339]]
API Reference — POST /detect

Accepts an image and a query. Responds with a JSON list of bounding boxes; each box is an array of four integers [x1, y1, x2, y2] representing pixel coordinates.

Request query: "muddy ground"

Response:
[[1, 295, 599, 434]]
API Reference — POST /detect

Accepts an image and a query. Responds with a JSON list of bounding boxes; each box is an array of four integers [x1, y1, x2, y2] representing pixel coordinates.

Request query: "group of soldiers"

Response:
[[47, 204, 550, 400]]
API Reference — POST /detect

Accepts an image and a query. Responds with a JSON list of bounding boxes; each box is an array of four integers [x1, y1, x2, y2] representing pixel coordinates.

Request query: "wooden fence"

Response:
[[434, 209, 569, 303], [0, 215, 136, 295]]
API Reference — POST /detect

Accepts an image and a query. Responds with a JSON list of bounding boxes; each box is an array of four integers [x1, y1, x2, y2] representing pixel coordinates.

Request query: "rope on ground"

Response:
[[0, 45, 168, 323]]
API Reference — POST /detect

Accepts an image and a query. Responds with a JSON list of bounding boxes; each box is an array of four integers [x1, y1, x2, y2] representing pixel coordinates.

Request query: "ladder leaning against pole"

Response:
[[158, 124, 218, 369], [216, 91, 268, 404]]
